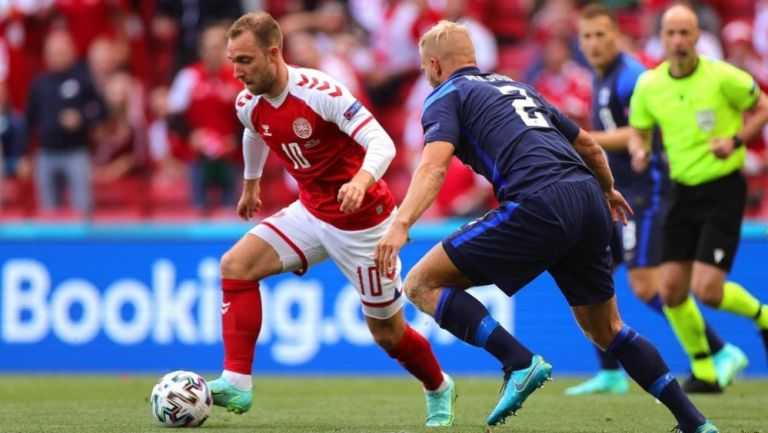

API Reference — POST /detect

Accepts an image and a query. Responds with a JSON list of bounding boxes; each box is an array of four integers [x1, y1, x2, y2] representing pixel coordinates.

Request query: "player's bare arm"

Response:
[[712, 91, 768, 159], [337, 169, 375, 214], [628, 127, 653, 172], [237, 178, 262, 221], [589, 126, 633, 151], [374, 140, 454, 273], [572, 129, 632, 224]]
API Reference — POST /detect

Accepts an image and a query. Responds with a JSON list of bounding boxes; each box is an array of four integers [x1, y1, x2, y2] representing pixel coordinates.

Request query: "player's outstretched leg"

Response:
[[487, 354, 552, 426], [210, 278, 262, 414], [429, 288, 545, 425], [564, 346, 627, 396]]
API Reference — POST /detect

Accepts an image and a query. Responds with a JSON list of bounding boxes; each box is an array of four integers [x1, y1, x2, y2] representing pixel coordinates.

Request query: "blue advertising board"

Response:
[[1, 221, 766, 375]]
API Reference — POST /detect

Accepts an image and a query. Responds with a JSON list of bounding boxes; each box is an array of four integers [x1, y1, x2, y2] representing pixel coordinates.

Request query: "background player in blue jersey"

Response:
[[567, 3, 747, 396], [374, 21, 718, 433]]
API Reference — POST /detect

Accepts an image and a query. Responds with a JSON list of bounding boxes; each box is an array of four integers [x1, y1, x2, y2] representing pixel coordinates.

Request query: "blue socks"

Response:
[[607, 325, 706, 432], [595, 293, 725, 370], [435, 288, 533, 370], [596, 345, 621, 370]]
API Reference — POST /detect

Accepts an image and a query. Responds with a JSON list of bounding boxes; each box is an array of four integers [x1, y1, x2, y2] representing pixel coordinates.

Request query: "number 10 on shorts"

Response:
[[357, 266, 383, 296]]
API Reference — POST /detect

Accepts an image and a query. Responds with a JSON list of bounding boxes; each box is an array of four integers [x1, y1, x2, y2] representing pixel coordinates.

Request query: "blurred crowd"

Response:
[[1, 0, 767, 222]]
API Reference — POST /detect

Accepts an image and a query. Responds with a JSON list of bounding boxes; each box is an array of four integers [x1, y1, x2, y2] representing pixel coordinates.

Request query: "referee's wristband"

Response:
[[733, 135, 744, 148]]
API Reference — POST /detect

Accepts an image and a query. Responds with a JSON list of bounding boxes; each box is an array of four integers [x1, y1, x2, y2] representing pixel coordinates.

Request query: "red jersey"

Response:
[[236, 66, 395, 230]]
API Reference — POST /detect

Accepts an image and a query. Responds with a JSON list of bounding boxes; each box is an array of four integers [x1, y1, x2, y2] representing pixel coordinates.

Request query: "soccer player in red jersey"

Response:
[[206, 11, 456, 427]]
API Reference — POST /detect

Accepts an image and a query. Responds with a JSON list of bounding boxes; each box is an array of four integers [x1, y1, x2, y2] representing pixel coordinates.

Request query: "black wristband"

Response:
[[733, 135, 744, 148]]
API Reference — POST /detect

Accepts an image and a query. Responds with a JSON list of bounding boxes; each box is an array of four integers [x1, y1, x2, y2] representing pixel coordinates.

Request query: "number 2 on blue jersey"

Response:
[[497, 85, 550, 128]]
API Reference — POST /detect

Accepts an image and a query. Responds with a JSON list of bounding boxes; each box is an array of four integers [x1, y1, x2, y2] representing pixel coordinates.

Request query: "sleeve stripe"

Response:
[[351, 115, 374, 139]]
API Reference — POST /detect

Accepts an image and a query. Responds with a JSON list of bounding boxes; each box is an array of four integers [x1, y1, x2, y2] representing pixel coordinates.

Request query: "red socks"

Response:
[[221, 278, 262, 374], [221, 279, 442, 390], [386, 325, 444, 391]]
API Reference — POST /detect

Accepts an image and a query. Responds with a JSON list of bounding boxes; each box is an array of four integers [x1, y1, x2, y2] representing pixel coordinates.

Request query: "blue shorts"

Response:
[[443, 178, 615, 306], [609, 187, 667, 268]]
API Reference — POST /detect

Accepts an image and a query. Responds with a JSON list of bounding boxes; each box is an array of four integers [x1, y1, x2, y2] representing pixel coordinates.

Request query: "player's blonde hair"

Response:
[[419, 20, 476, 64], [228, 11, 283, 51]]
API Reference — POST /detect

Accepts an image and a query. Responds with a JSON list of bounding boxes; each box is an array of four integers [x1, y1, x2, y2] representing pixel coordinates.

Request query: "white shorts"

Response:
[[249, 201, 404, 319]]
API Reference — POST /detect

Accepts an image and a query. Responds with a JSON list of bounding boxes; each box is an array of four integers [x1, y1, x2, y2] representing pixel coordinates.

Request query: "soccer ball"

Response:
[[150, 370, 212, 427]]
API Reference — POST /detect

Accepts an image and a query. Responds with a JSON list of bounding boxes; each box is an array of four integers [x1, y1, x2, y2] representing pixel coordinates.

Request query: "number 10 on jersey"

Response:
[[281, 142, 311, 169]]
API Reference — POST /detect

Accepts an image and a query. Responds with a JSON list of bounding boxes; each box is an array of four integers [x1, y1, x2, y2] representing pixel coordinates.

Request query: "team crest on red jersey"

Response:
[[292, 117, 312, 139]]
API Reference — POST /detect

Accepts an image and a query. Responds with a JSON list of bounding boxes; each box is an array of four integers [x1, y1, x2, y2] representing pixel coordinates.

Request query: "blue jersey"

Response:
[[591, 53, 668, 193], [422, 66, 594, 202]]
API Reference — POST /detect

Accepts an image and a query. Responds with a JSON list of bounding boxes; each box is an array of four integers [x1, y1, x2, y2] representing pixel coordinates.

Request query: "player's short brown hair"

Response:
[[227, 11, 283, 51], [580, 3, 617, 27]]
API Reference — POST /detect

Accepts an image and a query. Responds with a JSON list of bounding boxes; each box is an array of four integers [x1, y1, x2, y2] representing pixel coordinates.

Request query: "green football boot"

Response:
[[424, 373, 457, 427], [712, 343, 748, 388], [487, 354, 553, 426], [564, 370, 629, 396], [208, 377, 253, 414]]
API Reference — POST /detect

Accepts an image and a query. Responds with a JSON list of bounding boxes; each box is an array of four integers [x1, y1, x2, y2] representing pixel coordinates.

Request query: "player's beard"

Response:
[[248, 64, 277, 96]]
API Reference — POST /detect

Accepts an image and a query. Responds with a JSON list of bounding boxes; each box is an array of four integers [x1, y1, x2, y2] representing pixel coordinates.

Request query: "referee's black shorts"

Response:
[[662, 171, 746, 271]]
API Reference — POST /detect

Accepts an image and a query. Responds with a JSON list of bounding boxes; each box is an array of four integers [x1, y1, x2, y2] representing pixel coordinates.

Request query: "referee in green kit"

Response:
[[628, 3, 768, 392]]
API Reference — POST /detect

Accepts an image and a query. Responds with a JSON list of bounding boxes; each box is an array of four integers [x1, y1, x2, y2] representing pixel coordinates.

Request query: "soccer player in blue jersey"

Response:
[[566, 3, 747, 396], [374, 20, 718, 433]]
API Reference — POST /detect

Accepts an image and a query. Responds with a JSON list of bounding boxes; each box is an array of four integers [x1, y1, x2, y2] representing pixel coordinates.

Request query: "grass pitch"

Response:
[[0, 375, 764, 433]]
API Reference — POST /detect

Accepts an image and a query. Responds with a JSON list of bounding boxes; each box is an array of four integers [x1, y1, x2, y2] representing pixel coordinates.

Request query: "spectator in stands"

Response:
[[0, 79, 28, 180], [0, 2, 54, 111], [481, 0, 530, 47], [279, 0, 349, 38], [442, 0, 498, 72], [167, 22, 243, 211], [755, 0, 768, 60], [528, 35, 593, 129], [26, 30, 105, 215], [155, 0, 243, 69], [91, 72, 149, 214], [92, 72, 146, 185], [147, 85, 184, 181], [53, 0, 125, 59], [87, 37, 126, 96], [349, 0, 441, 107], [88, 37, 147, 147], [145, 8, 181, 88]]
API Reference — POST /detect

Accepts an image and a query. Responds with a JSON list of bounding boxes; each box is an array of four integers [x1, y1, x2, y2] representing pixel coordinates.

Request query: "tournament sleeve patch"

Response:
[[343, 100, 363, 120]]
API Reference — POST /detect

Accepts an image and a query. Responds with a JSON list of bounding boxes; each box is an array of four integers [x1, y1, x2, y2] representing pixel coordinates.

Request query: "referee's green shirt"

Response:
[[629, 56, 760, 186]]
